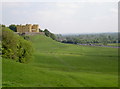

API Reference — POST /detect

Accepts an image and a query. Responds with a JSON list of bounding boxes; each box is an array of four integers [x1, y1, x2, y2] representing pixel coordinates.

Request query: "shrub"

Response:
[[2, 27, 33, 63], [9, 24, 17, 32], [44, 29, 56, 40], [17, 38, 33, 63]]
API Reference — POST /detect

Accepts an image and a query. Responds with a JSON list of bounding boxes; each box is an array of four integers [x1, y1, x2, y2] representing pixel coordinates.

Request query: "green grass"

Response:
[[2, 35, 118, 87]]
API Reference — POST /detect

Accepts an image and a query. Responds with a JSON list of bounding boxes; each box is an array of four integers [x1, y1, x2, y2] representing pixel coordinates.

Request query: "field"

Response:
[[2, 35, 118, 87]]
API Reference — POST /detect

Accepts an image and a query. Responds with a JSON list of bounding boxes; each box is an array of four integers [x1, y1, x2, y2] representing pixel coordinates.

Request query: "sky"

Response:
[[1, 0, 119, 34]]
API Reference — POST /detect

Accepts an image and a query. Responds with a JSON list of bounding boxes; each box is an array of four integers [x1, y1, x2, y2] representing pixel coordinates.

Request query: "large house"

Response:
[[16, 24, 39, 33]]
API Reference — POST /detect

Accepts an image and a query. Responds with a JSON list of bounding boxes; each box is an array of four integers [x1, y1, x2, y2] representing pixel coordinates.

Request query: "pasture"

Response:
[[2, 35, 118, 87]]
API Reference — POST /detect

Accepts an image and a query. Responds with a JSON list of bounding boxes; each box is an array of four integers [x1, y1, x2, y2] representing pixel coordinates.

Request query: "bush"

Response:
[[2, 27, 33, 63], [9, 24, 17, 32], [44, 29, 56, 40], [17, 38, 33, 63]]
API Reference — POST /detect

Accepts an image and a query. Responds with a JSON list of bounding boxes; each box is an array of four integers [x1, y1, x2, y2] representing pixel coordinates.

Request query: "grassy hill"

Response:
[[2, 35, 118, 87]]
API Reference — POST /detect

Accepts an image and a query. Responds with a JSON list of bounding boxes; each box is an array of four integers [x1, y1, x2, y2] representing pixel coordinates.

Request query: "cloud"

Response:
[[110, 8, 118, 13], [2, 2, 118, 33], [0, 2, 1, 24], [28, 3, 81, 22], [55, 2, 81, 9], [2, 0, 119, 2]]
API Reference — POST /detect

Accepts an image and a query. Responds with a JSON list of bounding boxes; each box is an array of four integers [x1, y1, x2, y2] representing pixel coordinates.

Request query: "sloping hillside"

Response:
[[2, 35, 118, 87]]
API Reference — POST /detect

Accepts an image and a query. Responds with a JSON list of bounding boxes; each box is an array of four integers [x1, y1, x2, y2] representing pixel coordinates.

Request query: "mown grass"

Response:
[[2, 35, 118, 87]]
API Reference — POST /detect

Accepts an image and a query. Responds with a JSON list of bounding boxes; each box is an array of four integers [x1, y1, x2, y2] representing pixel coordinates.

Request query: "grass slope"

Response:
[[2, 35, 118, 87]]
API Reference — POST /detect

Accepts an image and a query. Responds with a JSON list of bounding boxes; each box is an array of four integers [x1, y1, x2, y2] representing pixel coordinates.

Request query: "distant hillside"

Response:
[[56, 32, 119, 45]]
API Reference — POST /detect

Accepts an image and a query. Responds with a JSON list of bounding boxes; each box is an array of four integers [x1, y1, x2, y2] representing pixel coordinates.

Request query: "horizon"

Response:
[[2, 1, 118, 34], [56, 32, 119, 35]]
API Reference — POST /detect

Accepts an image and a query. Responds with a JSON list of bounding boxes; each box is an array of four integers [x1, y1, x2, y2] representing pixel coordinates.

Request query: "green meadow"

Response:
[[2, 35, 118, 87]]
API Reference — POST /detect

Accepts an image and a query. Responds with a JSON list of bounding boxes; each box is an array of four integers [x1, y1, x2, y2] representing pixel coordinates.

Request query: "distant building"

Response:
[[17, 24, 39, 33]]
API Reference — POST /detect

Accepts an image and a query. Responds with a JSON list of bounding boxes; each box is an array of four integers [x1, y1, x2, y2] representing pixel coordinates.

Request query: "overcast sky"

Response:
[[2, 0, 118, 34]]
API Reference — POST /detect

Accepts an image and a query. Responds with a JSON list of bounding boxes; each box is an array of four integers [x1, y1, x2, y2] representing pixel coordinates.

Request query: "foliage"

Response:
[[56, 33, 119, 46], [39, 29, 43, 32], [44, 29, 50, 37], [49, 33, 56, 40], [2, 27, 33, 63], [9, 24, 17, 32], [1, 24, 6, 27], [0, 26, 2, 41], [44, 29, 56, 40]]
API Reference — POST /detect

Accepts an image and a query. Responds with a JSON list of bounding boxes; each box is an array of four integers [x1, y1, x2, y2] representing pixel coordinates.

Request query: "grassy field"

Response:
[[2, 35, 118, 87]]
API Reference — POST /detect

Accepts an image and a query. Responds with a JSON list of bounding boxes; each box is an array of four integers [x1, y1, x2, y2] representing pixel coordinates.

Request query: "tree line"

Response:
[[56, 33, 120, 46]]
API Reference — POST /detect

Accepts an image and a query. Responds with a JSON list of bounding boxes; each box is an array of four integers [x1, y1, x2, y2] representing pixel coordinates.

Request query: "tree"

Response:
[[1, 24, 6, 27], [100, 35, 108, 45], [44, 29, 50, 37], [39, 29, 43, 32], [44, 29, 56, 40], [50, 33, 56, 40], [2, 27, 19, 60], [0, 26, 2, 41], [2, 27, 33, 63], [9, 24, 17, 32], [17, 38, 33, 63]]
